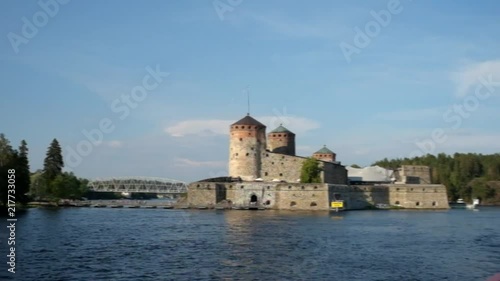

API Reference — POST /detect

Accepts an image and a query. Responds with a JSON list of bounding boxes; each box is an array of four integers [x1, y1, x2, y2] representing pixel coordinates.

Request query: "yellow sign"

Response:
[[331, 201, 343, 208]]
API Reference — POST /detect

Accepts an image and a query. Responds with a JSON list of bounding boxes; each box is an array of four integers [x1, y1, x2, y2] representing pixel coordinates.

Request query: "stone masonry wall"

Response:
[[229, 126, 266, 181], [187, 182, 217, 206], [322, 162, 348, 185], [187, 182, 449, 210], [225, 182, 278, 208], [398, 165, 432, 184], [260, 153, 305, 182], [274, 183, 330, 210]]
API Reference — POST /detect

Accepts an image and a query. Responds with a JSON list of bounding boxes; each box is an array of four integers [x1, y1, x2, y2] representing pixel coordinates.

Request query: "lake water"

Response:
[[1, 207, 500, 280]]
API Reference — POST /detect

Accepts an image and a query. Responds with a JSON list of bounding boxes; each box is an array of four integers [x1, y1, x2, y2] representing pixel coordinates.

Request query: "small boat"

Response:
[[450, 198, 480, 209]]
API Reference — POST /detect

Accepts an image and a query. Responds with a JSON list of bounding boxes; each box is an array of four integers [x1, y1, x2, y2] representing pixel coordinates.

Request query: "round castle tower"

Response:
[[228, 114, 267, 181], [267, 124, 295, 156], [312, 145, 336, 162]]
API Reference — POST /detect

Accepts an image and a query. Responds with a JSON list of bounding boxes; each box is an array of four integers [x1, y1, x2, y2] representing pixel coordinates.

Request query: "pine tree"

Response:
[[43, 138, 64, 182], [16, 140, 31, 204], [0, 134, 15, 206]]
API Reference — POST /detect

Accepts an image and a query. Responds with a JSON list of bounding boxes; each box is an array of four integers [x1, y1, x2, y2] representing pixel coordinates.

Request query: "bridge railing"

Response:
[[88, 177, 188, 194]]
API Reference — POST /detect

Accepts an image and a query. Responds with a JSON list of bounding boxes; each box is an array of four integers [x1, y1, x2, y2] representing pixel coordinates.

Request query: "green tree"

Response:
[[16, 140, 31, 204], [30, 170, 49, 200], [43, 138, 64, 182], [50, 172, 88, 200], [350, 164, 361, 168], [300, 158, 322, 183], [0, 134, 16, 206]]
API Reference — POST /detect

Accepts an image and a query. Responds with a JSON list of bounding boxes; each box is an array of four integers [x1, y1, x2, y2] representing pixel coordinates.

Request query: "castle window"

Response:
[[197, 184, 200, 188], [251, 147, 254, 150], [248, 133, 251, 136], [279, 173, 283, 176], [266, 154, 269, 157], [235, 153, 238, 156], [265, 200, 271, 205], [395, 201, 400, 205], [246, 153, 249, 156], [241, 186, 244, 189], [432, 201, 437, 206], [396, 188, 400, 191], [290, 201, 297, 207], [267, 186, 270, 189], [314, 186, 317, 190], [284, 134, 287, 137], [242, 126, 245, 129], [301, 186, 305, 190], [278, 134, 281, 137], [272, 162, 274, 165], [239, 138, 243, 141], [229, 185, 232, 189], [288, 186, 292, 189], [265, 172, 268, 176], [310, 202, 317, 207], [235, 126, 238, 129], [411, 188, 414, 191], [416, 202, 420, 206], [423, 188, 425, 191]]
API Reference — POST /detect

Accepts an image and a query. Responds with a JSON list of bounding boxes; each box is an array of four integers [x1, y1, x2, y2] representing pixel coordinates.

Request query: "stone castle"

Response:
[[186, 114, 450, 210], [228, 114, 347, 184]]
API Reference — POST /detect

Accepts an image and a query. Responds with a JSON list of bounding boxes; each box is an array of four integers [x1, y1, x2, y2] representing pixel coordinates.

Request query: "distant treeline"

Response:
[[372, 153, 500, 202]]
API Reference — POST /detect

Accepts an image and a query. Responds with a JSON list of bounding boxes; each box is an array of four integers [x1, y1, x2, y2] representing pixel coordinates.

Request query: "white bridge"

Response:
[[88, 177, 188, 194]]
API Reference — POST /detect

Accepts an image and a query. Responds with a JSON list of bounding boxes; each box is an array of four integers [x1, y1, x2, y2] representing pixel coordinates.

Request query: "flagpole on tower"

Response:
[[246, 85, 250, 116]]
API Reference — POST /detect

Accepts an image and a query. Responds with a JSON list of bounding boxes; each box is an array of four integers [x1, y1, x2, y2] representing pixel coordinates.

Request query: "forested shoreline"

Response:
[[0, 134, 88, 207], [372, 153, 500, 204]]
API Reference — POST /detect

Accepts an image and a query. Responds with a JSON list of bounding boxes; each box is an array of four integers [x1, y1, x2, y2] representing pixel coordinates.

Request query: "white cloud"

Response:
[[452, 59, 500, 97], [105, 140, 123, 148], [173, 158, 226, 168], [165, 119, 232, 137], [165, 116, 320, 137]]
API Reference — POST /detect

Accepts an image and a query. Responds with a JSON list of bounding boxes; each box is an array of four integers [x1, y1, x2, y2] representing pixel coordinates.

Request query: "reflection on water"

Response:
[[0, 208, 499, 280]]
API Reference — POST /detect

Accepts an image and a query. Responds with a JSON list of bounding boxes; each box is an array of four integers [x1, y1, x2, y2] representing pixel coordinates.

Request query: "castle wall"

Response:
[[321, 162, 348, 185], [187, 182, 218, 206], [397, 165, 432, 184], [260, 153, 305, 182], [225, 182, 278, 208], [274, 183, 330, 210], [387, 184, 448, 209], [187, 182, 450, 210], [260, 153, 347, 184]]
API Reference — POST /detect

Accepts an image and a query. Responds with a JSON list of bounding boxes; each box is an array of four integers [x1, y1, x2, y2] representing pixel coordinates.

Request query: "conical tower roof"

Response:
[[231, 114, 266, 127], [269, 124, 295, 135], [314, 145, 335, 154]]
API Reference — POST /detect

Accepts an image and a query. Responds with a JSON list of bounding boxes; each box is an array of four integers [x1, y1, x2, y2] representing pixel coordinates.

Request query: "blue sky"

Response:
[[1, 0, 500, 182]]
